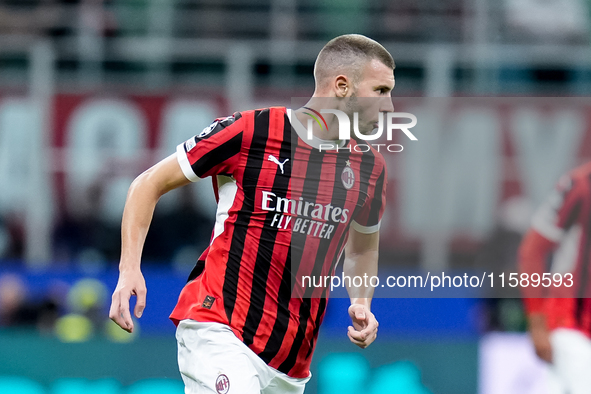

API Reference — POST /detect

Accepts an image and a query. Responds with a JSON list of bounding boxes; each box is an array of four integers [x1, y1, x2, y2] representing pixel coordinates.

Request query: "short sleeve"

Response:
[[176, 113, 244, 182], [531, 174, 582, 242], [351, 160, 388, 234]]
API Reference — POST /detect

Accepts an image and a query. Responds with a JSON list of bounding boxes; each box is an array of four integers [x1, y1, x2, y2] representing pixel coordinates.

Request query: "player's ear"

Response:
[[334, 75, 350, 97]]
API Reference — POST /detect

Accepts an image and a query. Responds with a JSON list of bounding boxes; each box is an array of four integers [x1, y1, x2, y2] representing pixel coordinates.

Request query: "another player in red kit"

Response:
[[519, 161, 591, 394], [109, 34, 394, 393]]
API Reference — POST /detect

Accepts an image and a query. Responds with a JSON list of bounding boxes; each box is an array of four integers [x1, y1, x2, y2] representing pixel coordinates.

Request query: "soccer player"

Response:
[[109, 34, 394, 393], [519, 161, 591, 394]]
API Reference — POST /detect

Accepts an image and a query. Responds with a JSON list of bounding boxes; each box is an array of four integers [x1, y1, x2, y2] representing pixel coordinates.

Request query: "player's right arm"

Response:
[[109, 112, 245, 333], [109, 154, 192, 333]]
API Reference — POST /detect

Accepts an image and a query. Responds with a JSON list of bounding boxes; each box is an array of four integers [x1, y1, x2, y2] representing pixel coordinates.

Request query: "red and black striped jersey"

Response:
[[169, 106, 387, 378], [520, 161, 591, 335]]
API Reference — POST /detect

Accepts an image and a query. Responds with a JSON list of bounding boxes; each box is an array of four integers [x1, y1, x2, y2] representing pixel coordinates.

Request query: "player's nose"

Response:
[[380, 98, 394, 113]]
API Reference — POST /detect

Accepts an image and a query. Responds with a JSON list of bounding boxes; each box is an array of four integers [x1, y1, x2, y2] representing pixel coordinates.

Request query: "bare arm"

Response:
[[518, 229, 558, 362], [109, 154, 192, 332], [343, 228, 380, 348], [527, 313, 553, 363]]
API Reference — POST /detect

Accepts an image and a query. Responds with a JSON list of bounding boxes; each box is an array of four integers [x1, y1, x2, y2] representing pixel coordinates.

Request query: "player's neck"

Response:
[[295, 98, 343, 141]]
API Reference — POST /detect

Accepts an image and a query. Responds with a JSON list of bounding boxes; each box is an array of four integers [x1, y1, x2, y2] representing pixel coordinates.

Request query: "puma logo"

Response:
[[268, 155, 289, 175]]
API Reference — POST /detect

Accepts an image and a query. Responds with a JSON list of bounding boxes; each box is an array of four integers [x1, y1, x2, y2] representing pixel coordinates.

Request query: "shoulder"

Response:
[[371, 147, 387, 170], [562, 161, 591, 193], [198, 112, 244, 139], [351, 139, 387, 170], [237, 107, 287, 119], [570, 161, 591, 181], [230, 107, 287, 131]]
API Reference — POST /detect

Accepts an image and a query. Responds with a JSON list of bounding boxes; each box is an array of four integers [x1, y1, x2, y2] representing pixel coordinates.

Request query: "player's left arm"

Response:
[[518, 229, 558, 363], [344, 227, 380, 349], [519, 171, 581, 362]]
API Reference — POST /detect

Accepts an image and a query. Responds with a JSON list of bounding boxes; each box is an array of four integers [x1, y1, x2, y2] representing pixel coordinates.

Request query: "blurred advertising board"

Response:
[[1, 96, 590, 256]]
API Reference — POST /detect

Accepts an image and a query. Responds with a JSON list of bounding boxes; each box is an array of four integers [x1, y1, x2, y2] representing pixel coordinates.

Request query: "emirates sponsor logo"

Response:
[[261, 191, 349, 239], [261, 191, 349, 223]]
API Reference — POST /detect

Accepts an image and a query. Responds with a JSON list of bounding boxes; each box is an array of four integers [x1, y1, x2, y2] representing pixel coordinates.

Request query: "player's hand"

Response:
[[347, 304, 378, 349], [109, 268, 146, 333], [528, 315, 552, 363], [531, 328, 552, 363]]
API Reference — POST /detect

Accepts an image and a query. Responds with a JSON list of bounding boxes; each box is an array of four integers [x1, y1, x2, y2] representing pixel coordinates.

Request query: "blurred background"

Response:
[[1, 0, 591, 393]]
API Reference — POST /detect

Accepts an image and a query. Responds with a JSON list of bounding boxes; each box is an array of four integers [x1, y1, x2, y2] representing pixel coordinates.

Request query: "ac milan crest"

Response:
[[215, 374, 230, 394], [341, 161, 355, 189]]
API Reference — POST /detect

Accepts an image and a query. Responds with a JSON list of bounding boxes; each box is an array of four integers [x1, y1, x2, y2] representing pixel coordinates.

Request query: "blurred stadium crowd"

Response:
[[0, 273, 134, 343], [1, 1, 591, 393]]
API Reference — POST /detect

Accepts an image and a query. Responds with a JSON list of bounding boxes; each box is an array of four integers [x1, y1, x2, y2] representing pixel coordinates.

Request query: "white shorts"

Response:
[[550, 328, 591, 394], [176, 320, 311, 394]]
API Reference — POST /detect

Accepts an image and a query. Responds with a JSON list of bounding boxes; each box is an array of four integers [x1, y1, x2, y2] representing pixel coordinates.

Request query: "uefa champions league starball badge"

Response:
[[199, 121, 218, 138], [341, 160, 355, 189]]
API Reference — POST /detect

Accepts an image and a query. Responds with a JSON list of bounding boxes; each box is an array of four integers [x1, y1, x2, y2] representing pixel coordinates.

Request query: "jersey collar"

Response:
[[286, 108, 348, 151]]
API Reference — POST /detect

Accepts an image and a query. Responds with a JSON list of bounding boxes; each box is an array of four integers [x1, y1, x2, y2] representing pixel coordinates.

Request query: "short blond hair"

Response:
[[314, 34, 395, 89]]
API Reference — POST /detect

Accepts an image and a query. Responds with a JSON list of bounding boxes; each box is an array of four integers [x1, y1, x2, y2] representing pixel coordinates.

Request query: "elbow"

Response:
[[128, 171, 149, 195], [127, 169, 163, 200], [518, 229, 555, 273]]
